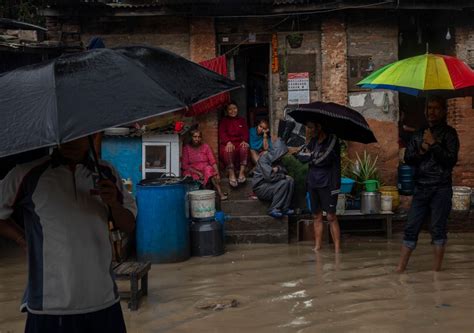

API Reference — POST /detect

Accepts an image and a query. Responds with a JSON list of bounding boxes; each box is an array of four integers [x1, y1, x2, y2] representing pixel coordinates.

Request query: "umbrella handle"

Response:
[[87, 135, 120, 232], [88, 135, 104, 180]]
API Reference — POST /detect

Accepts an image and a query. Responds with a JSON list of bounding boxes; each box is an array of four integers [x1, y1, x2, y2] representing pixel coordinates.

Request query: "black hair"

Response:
[[426, 95, 447, 111], [226, 101, 238, 109]]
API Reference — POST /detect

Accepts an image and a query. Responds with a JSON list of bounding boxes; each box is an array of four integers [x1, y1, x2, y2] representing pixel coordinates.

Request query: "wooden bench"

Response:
[[297, 210, 394, 242], [113, 261, 151, 311]]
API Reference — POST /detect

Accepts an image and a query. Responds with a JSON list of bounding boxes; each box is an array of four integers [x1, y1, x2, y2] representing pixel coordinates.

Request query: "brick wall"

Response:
[[321, 17, 347, 104], [81, 16, 190, 57], [346, 20, 399, 186], [189, 18, 219, 154], [454, 26, 474, 65], [271, 30, 322, 133], [45, 16, 82, 51], [447, 97, 474, 187], [453, 26, 474, 188]]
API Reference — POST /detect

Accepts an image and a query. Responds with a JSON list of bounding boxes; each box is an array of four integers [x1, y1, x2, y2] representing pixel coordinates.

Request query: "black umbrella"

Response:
[[287, 102, 377, 143], [0, 45, 242, 158]]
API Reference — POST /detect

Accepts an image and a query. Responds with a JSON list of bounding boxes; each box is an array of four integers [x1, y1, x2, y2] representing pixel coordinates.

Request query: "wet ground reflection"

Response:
[[1, 234, 473, 332]]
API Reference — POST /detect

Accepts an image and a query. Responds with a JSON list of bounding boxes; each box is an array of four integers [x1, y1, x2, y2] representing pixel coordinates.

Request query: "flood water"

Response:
[[1, 234, 473, 332]]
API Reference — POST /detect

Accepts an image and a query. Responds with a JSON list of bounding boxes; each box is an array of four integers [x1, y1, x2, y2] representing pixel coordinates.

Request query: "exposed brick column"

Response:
[[448, 97, 474, 187], [189, 18, 219, 155], [454, 26, 469, 62], [321, 17, 347, 105]]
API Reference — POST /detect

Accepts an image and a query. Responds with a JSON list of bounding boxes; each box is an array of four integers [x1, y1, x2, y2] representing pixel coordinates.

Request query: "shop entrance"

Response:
[[397, 13, 455, 147], [220, 43, 270, 128]]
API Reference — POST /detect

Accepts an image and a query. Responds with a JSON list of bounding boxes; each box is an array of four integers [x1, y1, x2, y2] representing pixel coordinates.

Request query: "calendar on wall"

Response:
[[288, 72, 310, 105]]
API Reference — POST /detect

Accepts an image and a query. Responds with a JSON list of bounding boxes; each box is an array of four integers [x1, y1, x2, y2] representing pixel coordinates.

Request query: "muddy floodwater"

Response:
[[1, 234, 473, 333]]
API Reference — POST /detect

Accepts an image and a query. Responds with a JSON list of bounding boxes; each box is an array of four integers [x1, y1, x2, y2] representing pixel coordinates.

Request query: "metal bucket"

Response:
[[361, 191, 381, 214], [452, 186, 472, 211]]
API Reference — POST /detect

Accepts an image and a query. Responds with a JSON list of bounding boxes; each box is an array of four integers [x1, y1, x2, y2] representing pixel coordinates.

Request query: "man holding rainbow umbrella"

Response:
[[358, 53, 474, 272]]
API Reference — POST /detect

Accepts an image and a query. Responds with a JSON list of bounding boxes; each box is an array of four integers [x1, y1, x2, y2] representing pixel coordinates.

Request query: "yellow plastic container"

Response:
[[380, 186, 400, 210]]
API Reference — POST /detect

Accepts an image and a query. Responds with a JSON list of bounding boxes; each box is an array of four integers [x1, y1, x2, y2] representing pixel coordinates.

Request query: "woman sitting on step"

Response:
[[182, 129, 228, 201]]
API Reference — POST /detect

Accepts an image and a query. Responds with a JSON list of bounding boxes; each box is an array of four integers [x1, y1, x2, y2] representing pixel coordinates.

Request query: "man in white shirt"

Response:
[[0, 135, 136, 333]]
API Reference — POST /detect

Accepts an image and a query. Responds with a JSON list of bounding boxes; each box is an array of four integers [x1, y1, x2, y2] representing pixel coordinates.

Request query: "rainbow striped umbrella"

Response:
[[357, 54, 474, 96]]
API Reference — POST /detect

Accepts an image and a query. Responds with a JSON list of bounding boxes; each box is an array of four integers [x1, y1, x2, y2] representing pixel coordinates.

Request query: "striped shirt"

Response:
[[0, 154, 136, 315]]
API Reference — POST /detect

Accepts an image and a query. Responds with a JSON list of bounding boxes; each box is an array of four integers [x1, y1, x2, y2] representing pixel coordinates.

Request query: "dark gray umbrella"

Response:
[[287, 102, 377, 144], [0, 45, 241, 158]]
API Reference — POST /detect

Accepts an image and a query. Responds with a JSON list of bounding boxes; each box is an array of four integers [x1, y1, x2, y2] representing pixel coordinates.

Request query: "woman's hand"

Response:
[[226, 142, 235, 153], [240, 141, 249, 148]]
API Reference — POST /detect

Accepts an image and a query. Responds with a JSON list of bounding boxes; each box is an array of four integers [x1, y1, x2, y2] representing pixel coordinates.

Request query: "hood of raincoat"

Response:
[[267, 139, 288, 163], [251, 138, 289, 188]]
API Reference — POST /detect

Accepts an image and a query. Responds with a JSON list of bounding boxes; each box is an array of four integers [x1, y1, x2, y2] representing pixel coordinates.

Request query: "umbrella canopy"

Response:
[[287, 102, 377, 144], [357, 53, 474, 96], [0, 45, 241, 158]]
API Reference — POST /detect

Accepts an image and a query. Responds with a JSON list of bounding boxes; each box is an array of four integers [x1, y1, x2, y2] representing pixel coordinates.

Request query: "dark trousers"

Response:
[[403, 185, 452, 250], [25, 302, 126, 333]]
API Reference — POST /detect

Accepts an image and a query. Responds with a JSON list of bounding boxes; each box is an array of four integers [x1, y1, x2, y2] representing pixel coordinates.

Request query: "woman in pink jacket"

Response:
[[218, 102, 249, 187], [182, 129, 228, 200]]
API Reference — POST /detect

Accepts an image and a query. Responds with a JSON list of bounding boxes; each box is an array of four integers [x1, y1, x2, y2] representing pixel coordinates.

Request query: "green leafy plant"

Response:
[[341, 155, 354, 179], [351, 151, 380, 183], [282, 155, 308, 209], [339, 140, 354, 179], [286, 33, 303, 48]]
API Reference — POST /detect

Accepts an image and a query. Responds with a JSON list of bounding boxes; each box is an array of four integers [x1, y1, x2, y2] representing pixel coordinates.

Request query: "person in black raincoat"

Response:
[[252, 139, 294, 218]]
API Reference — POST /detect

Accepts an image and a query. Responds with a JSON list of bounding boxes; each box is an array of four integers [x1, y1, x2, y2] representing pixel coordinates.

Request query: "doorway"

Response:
[[397, 12, 455, 147], [220, 43, 270, 128]]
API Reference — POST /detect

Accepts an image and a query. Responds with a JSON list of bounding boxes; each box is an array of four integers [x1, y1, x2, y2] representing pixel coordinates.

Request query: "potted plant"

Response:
[[351, 151, 381, 193], [286, 33, 304, 48]]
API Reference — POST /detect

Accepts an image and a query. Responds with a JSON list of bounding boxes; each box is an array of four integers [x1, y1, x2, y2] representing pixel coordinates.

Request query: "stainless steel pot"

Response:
[[361, 191, 381, 214]]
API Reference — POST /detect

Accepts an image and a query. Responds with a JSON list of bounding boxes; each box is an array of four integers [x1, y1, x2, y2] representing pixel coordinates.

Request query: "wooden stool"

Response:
[[113, 261, 151, 311]]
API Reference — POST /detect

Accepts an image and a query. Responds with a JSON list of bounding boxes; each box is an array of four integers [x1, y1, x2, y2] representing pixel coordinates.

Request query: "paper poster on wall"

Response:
[[287, 72, 310, 105]]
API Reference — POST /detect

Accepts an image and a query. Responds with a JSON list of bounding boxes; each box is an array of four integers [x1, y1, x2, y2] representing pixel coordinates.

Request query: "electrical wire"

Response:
[[211, 0, 395, 18]]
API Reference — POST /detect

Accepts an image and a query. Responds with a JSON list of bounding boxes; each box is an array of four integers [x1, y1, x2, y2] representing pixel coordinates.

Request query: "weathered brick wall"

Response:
[[189, 18, 218, 155], [321, 17, 347, 105], [346, 20, 399, 186], [447, 97, 474, 187], [452, 26, 474, 188], [81, 16, 190, 57], [347, 19, 398, 77], [454, 26, 474, 65], [45, 16, 82, 50], [348, 118, 399, 185], [271, 30, 322, 133]]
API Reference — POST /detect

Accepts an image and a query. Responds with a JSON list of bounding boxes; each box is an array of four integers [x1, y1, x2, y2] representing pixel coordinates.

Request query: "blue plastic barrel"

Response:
[[398, 164, 415, 195], [136, 183, 190, 263]]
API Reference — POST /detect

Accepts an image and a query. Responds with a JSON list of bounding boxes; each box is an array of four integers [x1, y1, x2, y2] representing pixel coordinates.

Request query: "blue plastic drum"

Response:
[[136, 183, 190, 263]]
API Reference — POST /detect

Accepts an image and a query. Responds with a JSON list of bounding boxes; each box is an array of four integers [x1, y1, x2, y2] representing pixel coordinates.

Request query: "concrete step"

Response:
[[220, 178, 254, 200], [221, 199, 270, 216], [224, 215, 288, 244]]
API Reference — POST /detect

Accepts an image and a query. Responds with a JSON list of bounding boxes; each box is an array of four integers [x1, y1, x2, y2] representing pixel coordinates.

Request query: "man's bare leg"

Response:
[[313, 211, 324, 251], [396, 245, 413, 273], [433, 245, 446, 272], [327, 213, 341, 253]]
